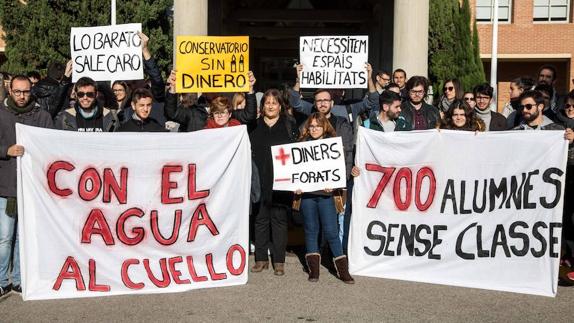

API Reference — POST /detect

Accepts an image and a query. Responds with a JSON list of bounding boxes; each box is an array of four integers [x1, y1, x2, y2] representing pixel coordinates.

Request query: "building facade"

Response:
[[471, 0, 574, 110]]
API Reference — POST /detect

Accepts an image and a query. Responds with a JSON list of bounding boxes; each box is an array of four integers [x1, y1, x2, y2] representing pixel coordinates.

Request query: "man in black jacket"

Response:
[[400, 76, 440, 130], [0, 75, 53, 296], [117, 88, 166, 132], [31, 61, 73, 119]]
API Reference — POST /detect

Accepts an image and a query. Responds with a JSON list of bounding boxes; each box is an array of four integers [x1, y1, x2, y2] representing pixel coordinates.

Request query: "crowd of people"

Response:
[[2, 34, 574, 297]]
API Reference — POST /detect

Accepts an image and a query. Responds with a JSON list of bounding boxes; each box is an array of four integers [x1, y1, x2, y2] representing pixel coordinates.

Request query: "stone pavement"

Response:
[[1, 254, 573, 322]]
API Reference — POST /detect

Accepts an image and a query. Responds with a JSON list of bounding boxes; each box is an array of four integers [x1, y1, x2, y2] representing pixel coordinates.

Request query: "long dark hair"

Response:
[[440, 99, 484, 131]]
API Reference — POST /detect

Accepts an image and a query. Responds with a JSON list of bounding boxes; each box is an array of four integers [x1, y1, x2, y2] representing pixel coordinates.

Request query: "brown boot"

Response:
[[273, 263, 285, 276], [305, 253, 321, 282], [334, 255, 355, 284], [251, 261, 269, 273]]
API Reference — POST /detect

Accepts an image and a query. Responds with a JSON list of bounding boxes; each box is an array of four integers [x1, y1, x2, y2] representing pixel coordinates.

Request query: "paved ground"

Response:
[[1, 254, 573, 323]]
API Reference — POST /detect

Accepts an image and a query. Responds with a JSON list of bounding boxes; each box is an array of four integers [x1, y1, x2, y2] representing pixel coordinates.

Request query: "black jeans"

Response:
[[254, 203, 288, 263]]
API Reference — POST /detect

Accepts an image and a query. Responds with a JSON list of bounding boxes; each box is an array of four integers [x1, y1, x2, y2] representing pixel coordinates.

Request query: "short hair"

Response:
[[567, 89, 574, 101], [10, 74, 31, 89], [384, 82, 400, 91], [537, 64, 557, 81], [46, 62, 65, 80], [379, 90, 401, 108], [511, 77, 535, 91], [473, 83, 493, 99], [393, 68, 407, 78], [27, 71, 41, 80], [75, 77, 97, 90], [519, 90, 545, 106], [313, 89, 332, 100], [376, 70, 390, 77], [534, 83, 554, 98], [131, 88, 153, 104], [405, 76, 429, 93], [209, 96, 232, 115]]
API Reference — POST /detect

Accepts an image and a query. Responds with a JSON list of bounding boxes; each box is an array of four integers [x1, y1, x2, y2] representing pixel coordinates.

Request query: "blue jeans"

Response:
[[300, 195, 343, 257], [0, 197, 20, 287]]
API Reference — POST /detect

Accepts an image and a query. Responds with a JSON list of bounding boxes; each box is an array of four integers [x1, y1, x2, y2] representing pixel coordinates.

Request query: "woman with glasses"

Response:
[[437, 79, 463, 114], [204, 96, 241, 129], [463, 92, 476, 109], [439, 99, 484, 131], [112, 81, 132, 123], [293, 112, 354, 284]]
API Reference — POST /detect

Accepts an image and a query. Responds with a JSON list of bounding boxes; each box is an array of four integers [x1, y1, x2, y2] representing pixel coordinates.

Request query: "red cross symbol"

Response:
[[275, 148, 290, 165]]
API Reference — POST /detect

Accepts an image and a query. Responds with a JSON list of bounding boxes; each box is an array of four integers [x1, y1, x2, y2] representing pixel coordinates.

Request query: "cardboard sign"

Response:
[[299, 35, 368, 89], [70, 23, 143, 82], [349, 127, 568, 297], [17, 125, 251, 300], [271, 137, 346, 192], [176, 36, 249, 93]]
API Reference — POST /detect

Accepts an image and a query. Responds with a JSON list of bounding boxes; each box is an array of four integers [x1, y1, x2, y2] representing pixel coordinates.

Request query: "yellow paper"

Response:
[[176, 36, 249, 93]]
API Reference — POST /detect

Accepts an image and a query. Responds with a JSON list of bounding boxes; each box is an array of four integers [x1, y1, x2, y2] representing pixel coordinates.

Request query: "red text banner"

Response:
[[349, 127, 568, 297], [16, 125, 251, 300]]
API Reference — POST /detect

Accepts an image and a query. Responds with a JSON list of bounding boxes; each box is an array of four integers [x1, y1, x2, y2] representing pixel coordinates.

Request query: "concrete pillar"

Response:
[[392, 0, 429, 78], [173, 0, 208, 60]]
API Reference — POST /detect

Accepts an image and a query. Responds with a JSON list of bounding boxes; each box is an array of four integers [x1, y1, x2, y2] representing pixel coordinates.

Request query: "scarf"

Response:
[[6, 96, 35, 114]]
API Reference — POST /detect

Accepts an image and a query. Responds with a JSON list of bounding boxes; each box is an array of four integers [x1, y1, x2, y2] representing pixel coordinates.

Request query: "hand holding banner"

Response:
[[176, 36, 250, 93], [272, 137, 347, 192], [70, 23, 143, 82]]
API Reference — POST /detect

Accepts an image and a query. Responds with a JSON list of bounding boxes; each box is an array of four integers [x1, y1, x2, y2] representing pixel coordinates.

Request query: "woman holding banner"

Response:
[[249, 89, 297, 276], [439, 99, 485, 132], [294, 112, 354, 284]]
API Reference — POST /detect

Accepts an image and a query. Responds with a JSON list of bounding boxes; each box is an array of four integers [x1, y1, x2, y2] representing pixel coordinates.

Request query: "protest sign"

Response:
[[70, 23, 143, 82], [175, 36, 249, 93], [349, 128, 568, 297], [17, 125, 251, 300], [271, 137, 346, 192], [299, 35, 368, 89]]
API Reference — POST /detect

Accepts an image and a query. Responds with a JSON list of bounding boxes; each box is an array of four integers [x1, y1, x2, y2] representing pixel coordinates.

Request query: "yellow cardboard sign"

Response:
[[176, 36, 249, 93]]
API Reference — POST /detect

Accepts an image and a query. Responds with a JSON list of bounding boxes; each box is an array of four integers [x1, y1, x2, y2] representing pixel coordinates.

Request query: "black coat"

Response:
[[116, 117, 167, 132], [31, 77, 71, 119], [249, 115, 297, 206], [400, 100, 440, 130]]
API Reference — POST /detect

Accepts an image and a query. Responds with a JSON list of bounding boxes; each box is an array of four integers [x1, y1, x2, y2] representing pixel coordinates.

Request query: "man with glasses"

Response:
[[375, 70, 391, 94], [0, 75, 53, 296], [472, 83, 506, 131], [400, 76, 439, 130], [55, 77, 119, 132], [513, 90, 566, 132]]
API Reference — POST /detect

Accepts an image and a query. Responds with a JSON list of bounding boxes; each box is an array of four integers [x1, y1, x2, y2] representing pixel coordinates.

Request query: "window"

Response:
[[476, 0, 512, 22], [533, 0, 570, 22]]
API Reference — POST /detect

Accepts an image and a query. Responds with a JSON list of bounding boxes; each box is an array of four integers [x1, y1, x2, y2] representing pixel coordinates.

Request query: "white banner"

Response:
[[272, 137, 346, 192], [299, 35, 368, 89], [71, 23, 143, 82], [17, 125, 251, 300], [349, 128, 568, 297]]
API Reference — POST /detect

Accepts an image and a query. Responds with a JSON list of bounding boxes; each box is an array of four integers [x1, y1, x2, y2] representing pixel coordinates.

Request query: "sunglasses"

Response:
[[443, 86, 454, 92], [77, 91, 96, 98], [519, 103, 538, 110], [464, 97, 475, 101], [565, 104, 574, 109]]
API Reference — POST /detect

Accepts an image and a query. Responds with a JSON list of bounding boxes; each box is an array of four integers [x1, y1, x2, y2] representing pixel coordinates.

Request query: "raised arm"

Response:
[[140, 32, 166, 103], [232, 71, 257, 123], [163, 70, 189, 124]]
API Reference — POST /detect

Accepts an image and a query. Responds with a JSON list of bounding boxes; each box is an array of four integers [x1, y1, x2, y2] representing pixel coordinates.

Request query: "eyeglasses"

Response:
[[315, 99, 331, 105], [409, 89, 425, 96], [12, 89, 31, 97], [77, 91, 96, 98], [309, 125, 323, 130], [475, 96, 490, 101], [519, 103, 538, 110], [443, 86, 454, 92], [213, 111, 229, 116], [464, 97, 475, 101], [564, 104, 574, 109]]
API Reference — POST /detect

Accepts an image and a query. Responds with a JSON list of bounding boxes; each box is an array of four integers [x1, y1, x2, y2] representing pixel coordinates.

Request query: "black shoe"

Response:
[[0, 285, 11, 297], [12, 285, 21, 293]]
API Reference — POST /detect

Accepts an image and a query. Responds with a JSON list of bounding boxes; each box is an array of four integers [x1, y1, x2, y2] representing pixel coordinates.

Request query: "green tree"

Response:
[[0, 0, 173, 76], [428, 0, 485, 95]]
